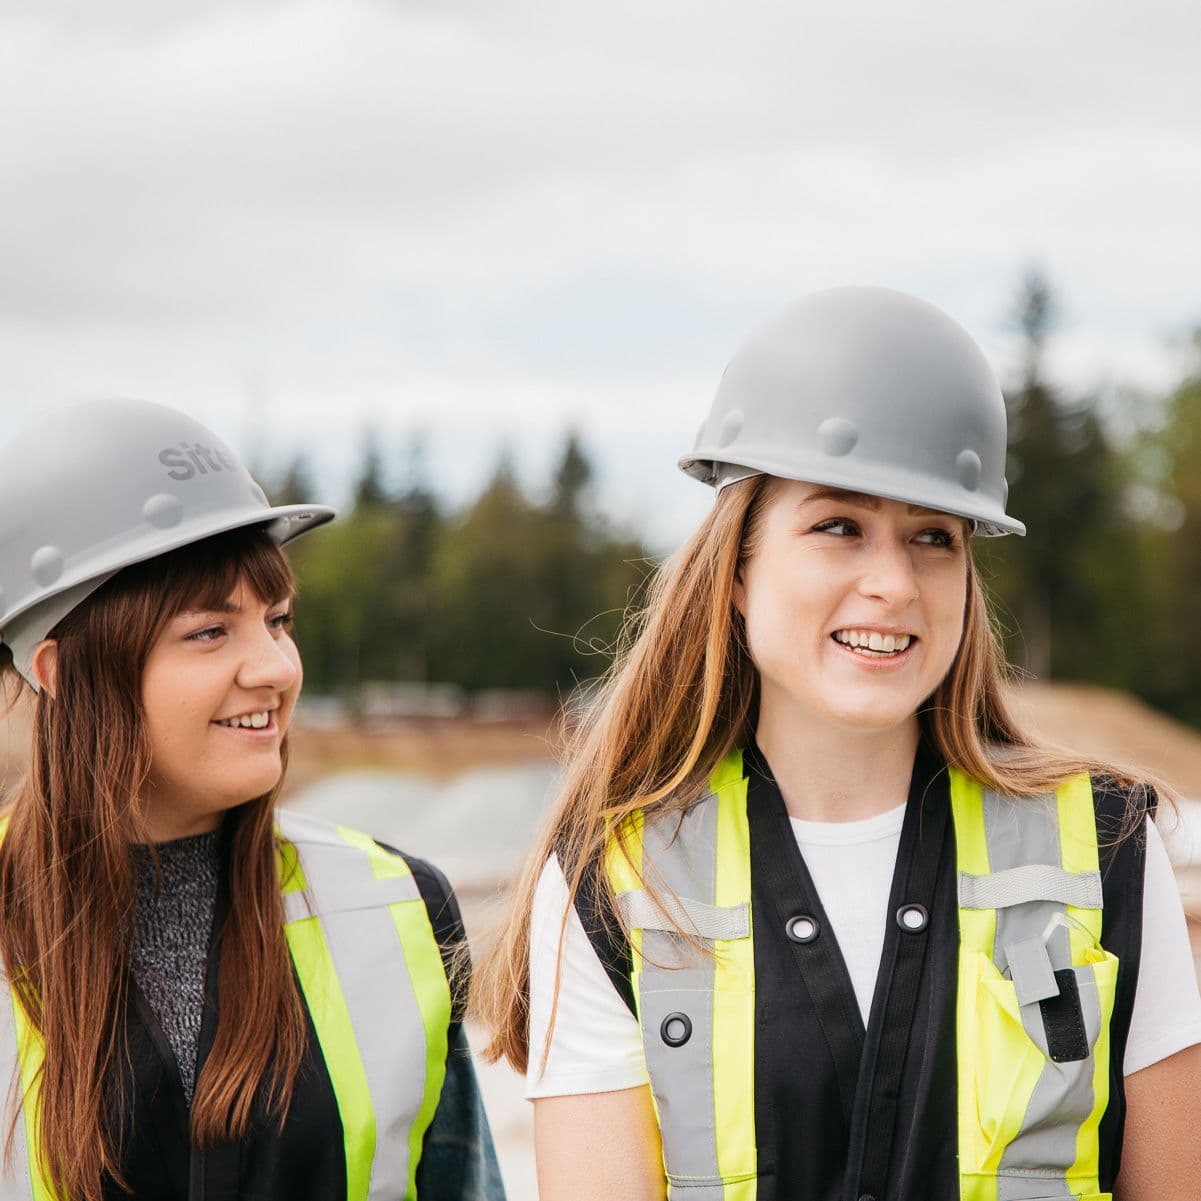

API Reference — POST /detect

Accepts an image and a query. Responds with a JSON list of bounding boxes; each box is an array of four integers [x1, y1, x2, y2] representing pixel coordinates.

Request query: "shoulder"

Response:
[[1089, 774, 1157, 844], [276, 809, 465, 949], [375, 840, 465, 948]]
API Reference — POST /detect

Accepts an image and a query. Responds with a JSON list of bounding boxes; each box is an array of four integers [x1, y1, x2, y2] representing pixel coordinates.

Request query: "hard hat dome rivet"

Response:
[[817, 417, 859, 457], [30, 546, 64, 587], [142, 493, 184, 529], [717, 409, 744, 448], [956, 449, 982, 492]]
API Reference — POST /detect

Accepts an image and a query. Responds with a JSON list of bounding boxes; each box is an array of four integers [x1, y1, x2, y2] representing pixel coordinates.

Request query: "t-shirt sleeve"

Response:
[[1123, 816, 1201, 1075], [525, 853, 649, 1099]]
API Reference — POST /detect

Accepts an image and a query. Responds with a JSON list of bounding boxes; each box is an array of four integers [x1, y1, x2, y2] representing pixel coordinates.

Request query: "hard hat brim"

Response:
[[679, 451, 1025, 538], [0, 502, 336, 641]]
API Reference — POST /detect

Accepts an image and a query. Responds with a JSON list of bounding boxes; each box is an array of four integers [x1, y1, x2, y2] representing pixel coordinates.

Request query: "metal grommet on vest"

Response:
[[660, 1012, 693, 1048], [786, 914, 820, 944], [896, 903, 929, 933]]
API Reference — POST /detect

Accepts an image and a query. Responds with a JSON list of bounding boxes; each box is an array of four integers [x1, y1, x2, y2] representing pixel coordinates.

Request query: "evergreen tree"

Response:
[[271, 453, 319, 507], [352, 428, 390, 511], [983, 271, 1122, 680]]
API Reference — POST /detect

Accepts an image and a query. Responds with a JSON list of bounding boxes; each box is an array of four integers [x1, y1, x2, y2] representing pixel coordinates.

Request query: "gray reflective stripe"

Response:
[[959, 863, 1103, 911], [996, 966, 1105, 1201], [278, 813, 435, 1201], [982, 788, 1093, 1192], [617, 889, 749, 940], [0, 985, 33, 1197], [281, 875, 421, 925], [637, 794, 725, 1191]]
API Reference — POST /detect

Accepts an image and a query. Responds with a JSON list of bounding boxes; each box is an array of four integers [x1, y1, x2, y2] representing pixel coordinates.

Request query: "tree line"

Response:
[[276, 433, 646, 701], [272, 273, 1201, 727]]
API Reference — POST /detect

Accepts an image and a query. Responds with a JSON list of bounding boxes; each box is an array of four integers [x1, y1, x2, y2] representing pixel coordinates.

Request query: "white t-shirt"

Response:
[[526, 812, 1201, 1098]]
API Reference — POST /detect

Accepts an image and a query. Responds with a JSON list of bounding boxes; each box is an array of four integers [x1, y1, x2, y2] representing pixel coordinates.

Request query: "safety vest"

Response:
[[0, 810, 452, 1201], [603, 747, 1132, 1201]]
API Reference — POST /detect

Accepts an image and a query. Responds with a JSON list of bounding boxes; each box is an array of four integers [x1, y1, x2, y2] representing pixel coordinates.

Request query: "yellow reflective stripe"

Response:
[[606, 811, 645, 990], [709, 748, 744, 794], [949, 770, 999, 1201], [948, 769, 995, 956], [277, 828, 306, 892], [1057, 774, 1102, 947], [386, 895, 451, 1201], [284, 914, 375, 1201], [1057, 774, 1109, 1195], [712, 765, 756, 1198], [11, 992, 55, 1201], [337, 824, 412, 882]]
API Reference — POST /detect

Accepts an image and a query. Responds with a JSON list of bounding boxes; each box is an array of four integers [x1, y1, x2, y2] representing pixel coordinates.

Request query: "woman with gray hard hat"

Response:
[[477, 287, 1201, 1199], [0, 399, 505, 1201]]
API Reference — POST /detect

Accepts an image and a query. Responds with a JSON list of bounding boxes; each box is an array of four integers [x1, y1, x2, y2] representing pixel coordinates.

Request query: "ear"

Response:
[[732, 570, 747, 619], [31, 640, 59, 698]]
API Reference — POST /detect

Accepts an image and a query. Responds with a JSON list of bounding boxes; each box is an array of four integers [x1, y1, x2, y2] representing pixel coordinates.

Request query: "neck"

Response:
[[755, 705, 920, 823]]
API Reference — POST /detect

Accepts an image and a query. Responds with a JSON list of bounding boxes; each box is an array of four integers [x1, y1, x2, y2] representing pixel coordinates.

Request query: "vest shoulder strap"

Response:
[[277, 812, 453, 1201]]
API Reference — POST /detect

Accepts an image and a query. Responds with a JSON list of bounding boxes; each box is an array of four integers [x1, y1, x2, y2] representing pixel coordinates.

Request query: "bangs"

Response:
[[86, 526, 296, 635], [152, 526, 295, 618]]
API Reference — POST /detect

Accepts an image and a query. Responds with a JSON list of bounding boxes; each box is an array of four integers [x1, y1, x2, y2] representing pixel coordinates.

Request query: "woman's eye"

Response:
[[269, 611, 295, 632], [187, 625, 225, 643], [915, 528, 957, 548], [813, 517, 861, 537]]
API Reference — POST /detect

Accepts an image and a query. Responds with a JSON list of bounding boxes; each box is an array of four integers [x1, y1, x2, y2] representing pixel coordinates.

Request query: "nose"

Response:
[[857, 538, 920, 608], [235, 623, 299, 694]]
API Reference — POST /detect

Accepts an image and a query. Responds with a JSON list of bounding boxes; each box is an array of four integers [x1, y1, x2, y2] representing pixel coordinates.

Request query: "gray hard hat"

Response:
[[680, 285, 1024, 537], [0, 398, 335, 687]]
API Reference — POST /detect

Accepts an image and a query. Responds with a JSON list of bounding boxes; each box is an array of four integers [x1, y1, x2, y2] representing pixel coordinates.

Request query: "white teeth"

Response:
[[217, 711, 271, 728], [833, 630, 912, 654]]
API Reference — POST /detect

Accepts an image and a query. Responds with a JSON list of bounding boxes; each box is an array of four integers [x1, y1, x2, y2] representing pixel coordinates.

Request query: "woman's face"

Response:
[[735, 479, 968, 737], [139, 578, 300, 840]]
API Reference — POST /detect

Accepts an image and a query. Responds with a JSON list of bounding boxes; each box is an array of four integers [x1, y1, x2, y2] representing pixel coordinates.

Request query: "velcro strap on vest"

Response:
[[958, 863, 1103, 911], [616, 888, 750, 940], [282, 876, 421, 924], [1005, 935, 1061, 1006]]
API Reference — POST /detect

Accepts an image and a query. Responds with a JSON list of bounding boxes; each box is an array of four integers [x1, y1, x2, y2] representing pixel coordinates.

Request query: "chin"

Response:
[[825, 702, 920, 732], [222, 773, 284, 806]]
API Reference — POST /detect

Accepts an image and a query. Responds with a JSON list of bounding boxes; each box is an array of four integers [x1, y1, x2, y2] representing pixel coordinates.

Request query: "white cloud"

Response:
[[1, 0, 1199, 543]]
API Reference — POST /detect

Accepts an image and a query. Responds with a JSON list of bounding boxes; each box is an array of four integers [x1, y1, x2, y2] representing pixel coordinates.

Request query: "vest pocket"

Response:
[[637, 971, 757, 1189], [959, 946, 1118, 1179]]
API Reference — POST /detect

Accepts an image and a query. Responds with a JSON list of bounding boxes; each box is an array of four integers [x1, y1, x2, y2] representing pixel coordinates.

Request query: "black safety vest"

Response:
[[1, 826, 465, 1201], [580, 743, 1148, 1201]]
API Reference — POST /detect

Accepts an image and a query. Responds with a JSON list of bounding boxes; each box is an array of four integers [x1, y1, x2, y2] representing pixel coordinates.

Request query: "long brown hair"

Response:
[[0, 527, 308, 1200], [475, 474, 1152, 1073]]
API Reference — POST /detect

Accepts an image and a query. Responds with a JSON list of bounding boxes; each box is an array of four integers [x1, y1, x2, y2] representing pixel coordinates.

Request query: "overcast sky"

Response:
[[2, 0, 1199, 546]]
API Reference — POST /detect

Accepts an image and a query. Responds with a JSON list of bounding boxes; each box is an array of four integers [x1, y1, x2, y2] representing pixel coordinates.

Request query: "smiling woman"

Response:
[[0, 400, 505, 1201], [475, 287, 1201, 1201]]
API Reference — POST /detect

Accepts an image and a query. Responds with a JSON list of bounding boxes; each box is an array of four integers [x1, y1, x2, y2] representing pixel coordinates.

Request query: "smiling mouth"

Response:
[[832, 629, 917, 658], [213, 710, 276, 730]]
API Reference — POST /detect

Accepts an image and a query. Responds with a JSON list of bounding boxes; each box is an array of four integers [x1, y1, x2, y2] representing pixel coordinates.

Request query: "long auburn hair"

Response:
[[0, 527, 308, 1200], [475, 474, 1152, 1073]]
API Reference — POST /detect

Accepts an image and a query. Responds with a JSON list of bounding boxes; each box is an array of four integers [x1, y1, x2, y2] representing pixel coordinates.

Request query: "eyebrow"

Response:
[[177, 602, 242, 617], [177, 595, 292, 619], [798, 487, 946, 518]]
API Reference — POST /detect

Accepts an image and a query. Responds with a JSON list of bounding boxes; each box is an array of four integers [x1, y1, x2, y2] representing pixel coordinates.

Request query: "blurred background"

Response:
[[4, 1, 1201, 1191]]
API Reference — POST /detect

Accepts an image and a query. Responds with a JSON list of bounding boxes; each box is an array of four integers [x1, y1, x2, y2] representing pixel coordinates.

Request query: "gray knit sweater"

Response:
[[130, 829, 221, 1105]]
